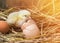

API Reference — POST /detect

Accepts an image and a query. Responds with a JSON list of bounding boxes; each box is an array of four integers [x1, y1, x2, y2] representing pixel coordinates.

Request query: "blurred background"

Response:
[[0, 0, 60, 15], [0, 0, 60, 16]]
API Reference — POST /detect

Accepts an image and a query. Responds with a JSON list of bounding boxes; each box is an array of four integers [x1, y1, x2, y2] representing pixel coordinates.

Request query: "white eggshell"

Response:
[[21, 19, 40, 39], [23, 24, 40, 39]]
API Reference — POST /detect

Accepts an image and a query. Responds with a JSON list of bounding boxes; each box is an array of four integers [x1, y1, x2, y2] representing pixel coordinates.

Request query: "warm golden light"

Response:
[[1, 0, 60, 43]]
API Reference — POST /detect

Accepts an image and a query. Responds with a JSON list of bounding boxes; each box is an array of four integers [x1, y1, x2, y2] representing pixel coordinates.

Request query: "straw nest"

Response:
[[0, 7, 60, 43]]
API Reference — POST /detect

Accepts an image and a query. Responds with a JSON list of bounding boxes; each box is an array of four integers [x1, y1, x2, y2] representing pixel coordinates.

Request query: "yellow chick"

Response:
[[7, 10, 31, 26], [16, 10, 31, 27]]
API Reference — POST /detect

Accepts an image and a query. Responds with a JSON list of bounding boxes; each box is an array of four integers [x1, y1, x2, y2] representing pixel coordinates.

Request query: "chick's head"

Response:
[[16, 10, 31, 27], [18, 10, 31, 18]]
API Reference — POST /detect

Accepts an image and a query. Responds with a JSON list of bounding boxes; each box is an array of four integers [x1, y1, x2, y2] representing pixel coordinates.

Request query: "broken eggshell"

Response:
[[21, 18, 40, 39]]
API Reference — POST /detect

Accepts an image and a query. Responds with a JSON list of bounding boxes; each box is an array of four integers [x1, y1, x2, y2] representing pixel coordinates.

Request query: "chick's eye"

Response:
[[24, 15, 27, 17]]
